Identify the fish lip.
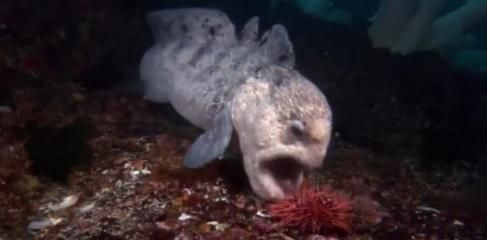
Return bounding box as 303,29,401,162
249,151,308,200
259,154,312,172
260,156,306,196
255,148,316,170
244,147,322,200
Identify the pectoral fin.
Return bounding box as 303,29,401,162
183,107,233,168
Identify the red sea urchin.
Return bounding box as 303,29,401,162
268,184,353,234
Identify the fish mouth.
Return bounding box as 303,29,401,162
260,155,307,196
245,152,310,200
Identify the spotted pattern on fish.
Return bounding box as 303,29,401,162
139,8,332,201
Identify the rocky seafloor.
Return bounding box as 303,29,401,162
0,84,486,240
1,0,487,239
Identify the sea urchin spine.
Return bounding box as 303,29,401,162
268,184,353,234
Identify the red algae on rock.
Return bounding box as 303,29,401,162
267,184,353,235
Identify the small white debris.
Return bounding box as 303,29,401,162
206,221,230,231
182,188,193,195
49,215,63,225
416,206,441,214
79,202,96,213
211,186,221,192
27,216,63,235
28,219,52,233
48,195,79,211
38,205,47,212
0,106,11,112
453,220,464,226
206,221,219,226
307,235,333,240
115,180,123,188
129,170,141,179
256,209,272,218
148,198,167,209
214,196,229,203
334,131,341,138
155,221,172,231
177,213,195,222
415,233,426,238
174,233,191,240
129,168,152,179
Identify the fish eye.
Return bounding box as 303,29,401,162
290,120,305,136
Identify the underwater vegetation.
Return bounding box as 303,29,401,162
0,0,486,239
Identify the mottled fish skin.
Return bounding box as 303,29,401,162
139,8,332,200
231,66,332,200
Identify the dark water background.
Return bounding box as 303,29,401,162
139,0,487,176
0,0,486,181
1,1,487,239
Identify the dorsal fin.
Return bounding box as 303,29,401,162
258,24,295,68
240,16,259,43
146,8,238,46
